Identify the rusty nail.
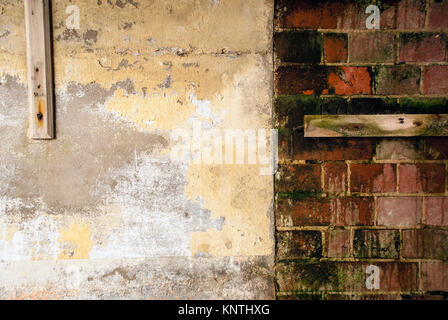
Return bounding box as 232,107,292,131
37,112,43,121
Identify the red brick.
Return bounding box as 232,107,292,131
376,139,423,161
354,229,401,259
276,198,331,227
350,164,397,193
275,66,372,96
398,163,445,193
421,262,448,292
276,230,322,259
276,164,321,193
291,135,375,161
274,31,322,63
424,138,448,160
276,0,427,31
375,65,421,95
402,229,448,259
275,197,374,227
380,3,398,29
326,229,351,258
399,33,446,63
328,67,372,95
278,129,290,161
324,162,347,193
424,66,448,95
330,197,375,226
274,0,348,29
395,0,427,29
376,262,419,292
377,197,422,227
275,65,328,96
350,32,396,63
428,0,448,29
276,261,418,292
426,197,448,226
324,33,348,63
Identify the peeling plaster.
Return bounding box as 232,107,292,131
0,0,274,299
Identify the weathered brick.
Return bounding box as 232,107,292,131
324,162,347,193
277,230,322,259
350,164,397,193
421,262,448,292
425,137,448,160
349,97,400,114
291,134,375,161
350,32,395,63
326,228,351,258
321,97,350,114
276,164,321,193
424,66,448,95
275,65,328,96
395,0,427,29
275,197,374,227
375,262,419,291
324,33,348,63
276,261,418,292
354,229,400,259
274,31,322,63
400,97,448,114
375,65,421,95
274,0,352,29
376,139,424,160
274,95,322,129
275,65,372,96
278,128,290,161
399,33,446,63
402,229,448,259
428,0,448,29
269,0,426,30
426,197,448,226
330,197,375,226
276,197,331,227
328,66,372,95
377,197,423,227
398,163,445,193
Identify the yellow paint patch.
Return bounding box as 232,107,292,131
58,221,93,260
105,88,195,131
5,226,19,242
188,164,273,257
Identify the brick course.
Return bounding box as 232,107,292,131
274,0,448,300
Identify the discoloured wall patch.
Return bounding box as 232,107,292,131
0,0,274,299
58,221,93,259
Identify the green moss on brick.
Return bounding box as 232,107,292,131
275,95,323,128
276,191,322,201
274,31,323,63
350,97,400,114
400,98,448,114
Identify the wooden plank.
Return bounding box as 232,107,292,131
24,0,54,139
304,114,448,137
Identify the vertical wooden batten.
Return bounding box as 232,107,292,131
24,0,54,139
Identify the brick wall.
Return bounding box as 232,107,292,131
274,0,448,300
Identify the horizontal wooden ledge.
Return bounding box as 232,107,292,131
304,114,448,137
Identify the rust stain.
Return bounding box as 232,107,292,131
36,98,45,128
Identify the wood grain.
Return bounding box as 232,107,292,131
305,114,448,137
24,0,54,139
